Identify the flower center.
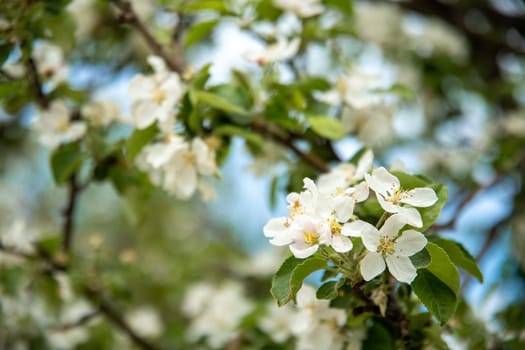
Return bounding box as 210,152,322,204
386,185,407,205
328,217,341,235
303,231,319,245
289,200,303,218
184,151,196,165
378,236,396,256
57,117,70,131
153,89,166,104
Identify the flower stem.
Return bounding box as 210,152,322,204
376,212,389,228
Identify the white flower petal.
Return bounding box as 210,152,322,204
365,167,399,197
401,187,438,207
352,181,369,202
331,235,353,253
357,224,380,252
379,214,407,239
385,255,417,283
376,193,400,213
397,207,423,228
290,243,318,259
263,217,293,246
360,252,385,281
395,230,427,257
333,196,354,222
354,150,373,180
341,220,376,238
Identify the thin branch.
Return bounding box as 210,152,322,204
250,119,330,172
83,286,166,350
49,310,101,332
62,173,82,254
110,0,184,74
26,57,50,109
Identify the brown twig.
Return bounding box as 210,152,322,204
62,173,81,254
49,310,101,331
83,286,166,350
110,0,184,74
27,57,50,109
251,119,330,172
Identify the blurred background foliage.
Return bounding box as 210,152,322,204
0,0,524,349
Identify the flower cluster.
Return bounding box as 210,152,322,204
264,153,438,283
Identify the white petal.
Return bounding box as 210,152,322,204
379,214,407,239
129,75,156,100
356,223,380,252
352,182,369,202
331,235,353,253
290,243,318,259
171,164,197,199
354,150,373,180
395,230,427,257
401,188,438,207
341,220,376,238
397,207,423,228
132,101,158,129
263,218,293,246
333,196,354,222
64,122,87,142
360,252,385,281
376,194,400,214
148,55,168,74
385,256,417,283
365,167,399,197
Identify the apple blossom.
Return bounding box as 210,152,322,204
125,306,164,338
31,100,87,149
245,37,300,65
129,55,184,132
273,0,325,18
32,41,68,83
365,167,438,227
356,214,427,283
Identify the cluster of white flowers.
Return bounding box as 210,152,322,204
182,281,254,349
273,0,325,18
32,41,69,84
245,37,301,65
128,55,219,199
125,306,164,338
264,153,438,283
31,100,86,149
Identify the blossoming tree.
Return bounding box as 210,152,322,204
0,0,524,349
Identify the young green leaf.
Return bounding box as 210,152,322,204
271,255,327,306
307,115,345,140
412,269,458,325
183,19,219,48
50,141,84,184
125,123,158,161
193,90,250,116
425,242,460,294
431,238,483,282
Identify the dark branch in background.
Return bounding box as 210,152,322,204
49,310,101,331
386,276,410,350
62,173,81,253
251,119,330,172
110,0,184,74
83,286,166,350
27,58,50,109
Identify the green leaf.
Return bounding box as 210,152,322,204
271,255,327,306
307,115,345,140
214,125,264,149
325,0,353,15
125,123,158,161
363,320,395,350
193,90,250,116
183,19,219,47
432,238,483,282
412,269,458,325
50,142,84,184
269,176,278,209
316,279,345,300
410,247,431,269
425,242,460,294
181,0,228,14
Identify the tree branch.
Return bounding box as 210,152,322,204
62,173,81,254
26,57,50,109
83,286,166,350
110,0,184,74
250,119,330,172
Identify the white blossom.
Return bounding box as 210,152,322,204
81,100,121,127
245,37,300,65
32,100,86,149
46,300,96,350
129,55,184,133
355,214,427,283
365,167,438,227
273,0,324,18
32,41,68,83
126,307,164,338
183,281,254,349
258,302,297,343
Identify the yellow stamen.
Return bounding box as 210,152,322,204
378,237,396,256
304,231,319,245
